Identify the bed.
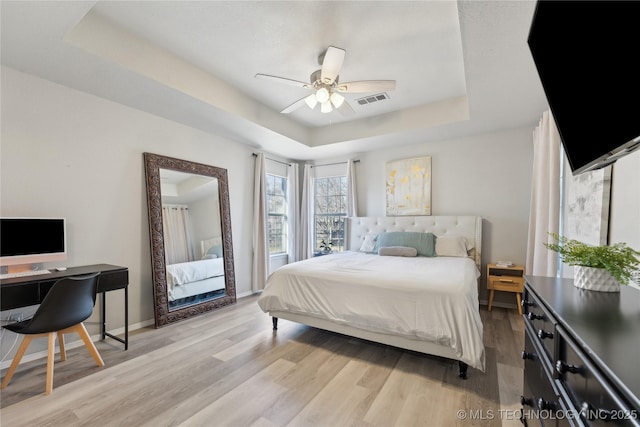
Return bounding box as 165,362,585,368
257,215,485,378
166,257,226,302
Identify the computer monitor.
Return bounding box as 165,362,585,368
0,218,67,268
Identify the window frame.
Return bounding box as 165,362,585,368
313,175,348,253
266,173,288,255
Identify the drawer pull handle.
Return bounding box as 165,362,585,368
498,278,514,283
521,351,537,361
527,312,544,321
537,398,556,411
537,329,553,340
580,402,613,421
556,360,583,375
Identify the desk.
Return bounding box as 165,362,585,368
0,264,129,350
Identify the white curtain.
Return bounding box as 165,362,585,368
252,153,269,291
346,159,359,217
162,206,195,264
287,162,300,263
299,164,315,260
526,110,561,276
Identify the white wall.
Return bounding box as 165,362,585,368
190,194,222,258
608,149,640,289
354,127,534,304
609,149,640,250
0,67,256,359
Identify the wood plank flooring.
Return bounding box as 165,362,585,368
0,294,525,426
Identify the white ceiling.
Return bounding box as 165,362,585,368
160,169,219,205
0,0,549,161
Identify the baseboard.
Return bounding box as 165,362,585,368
237,290,260,298
0,319,155,370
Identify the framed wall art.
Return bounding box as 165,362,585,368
385,156,432,216
564,165,612,246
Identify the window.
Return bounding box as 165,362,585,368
314,176,347,252
266,174,287,254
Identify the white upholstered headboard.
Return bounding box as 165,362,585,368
347,216,482,269
200,236,223,259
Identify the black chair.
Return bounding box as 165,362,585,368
1,272,104,395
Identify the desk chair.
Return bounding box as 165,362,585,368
1,272,104,395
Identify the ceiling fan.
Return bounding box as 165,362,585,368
255,46,396,115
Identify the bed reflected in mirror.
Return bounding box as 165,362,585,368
160,169,226,311
144,153,236,327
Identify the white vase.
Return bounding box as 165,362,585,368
574,266,621,292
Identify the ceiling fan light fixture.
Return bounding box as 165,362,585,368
330,92,345,108
257,46,395,116
315,87,330,104
304,93,318,109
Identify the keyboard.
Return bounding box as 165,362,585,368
0,269,51,280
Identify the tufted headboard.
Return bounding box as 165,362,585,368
347,216,482,269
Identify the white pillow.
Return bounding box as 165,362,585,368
435,236,471,257
359,234,376,253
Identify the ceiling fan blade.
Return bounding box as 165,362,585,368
320,46,345,85
336,99,355,116
280,97,309,114
335,80,396,93
255,74,312,89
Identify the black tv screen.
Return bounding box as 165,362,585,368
0,218,67,266
527,1,640,175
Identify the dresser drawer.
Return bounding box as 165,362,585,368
523,288,557,363
96,269,129,292
487,266,525,291
556,326,639,426
524,324,560,408
488,275,525,292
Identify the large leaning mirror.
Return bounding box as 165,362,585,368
144,152,236,327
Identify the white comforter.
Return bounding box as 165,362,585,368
257,251,485,371
166,258,225,288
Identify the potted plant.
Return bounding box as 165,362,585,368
319,239,333,253
545,233,640,292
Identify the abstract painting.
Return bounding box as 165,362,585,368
565,165,612,246
385,156,432,216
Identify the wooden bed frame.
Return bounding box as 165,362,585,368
269,215,483,379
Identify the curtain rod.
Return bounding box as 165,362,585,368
252,153,360,168
252,153,291,167
311,159,360,168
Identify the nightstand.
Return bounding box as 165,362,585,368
487,264,525,315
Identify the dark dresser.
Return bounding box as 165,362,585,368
521,276,640,426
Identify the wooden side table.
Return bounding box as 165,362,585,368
487,264,525,315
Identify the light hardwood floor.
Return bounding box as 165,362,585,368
0,295,524,426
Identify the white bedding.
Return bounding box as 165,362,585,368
257,251,485,371
168,275,226,301
166,258,225,287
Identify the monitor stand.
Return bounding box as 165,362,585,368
0,263,45,274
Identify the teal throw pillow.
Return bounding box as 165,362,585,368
374,232,437,257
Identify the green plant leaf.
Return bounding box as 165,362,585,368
544,233,640,284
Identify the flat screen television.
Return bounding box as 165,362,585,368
0,218,67,267
527,1,640,175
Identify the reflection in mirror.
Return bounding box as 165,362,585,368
161,170,226,310
144,153,236,327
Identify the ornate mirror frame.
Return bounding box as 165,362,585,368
144,152,236,327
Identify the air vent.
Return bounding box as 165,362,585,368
356,93,390,106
